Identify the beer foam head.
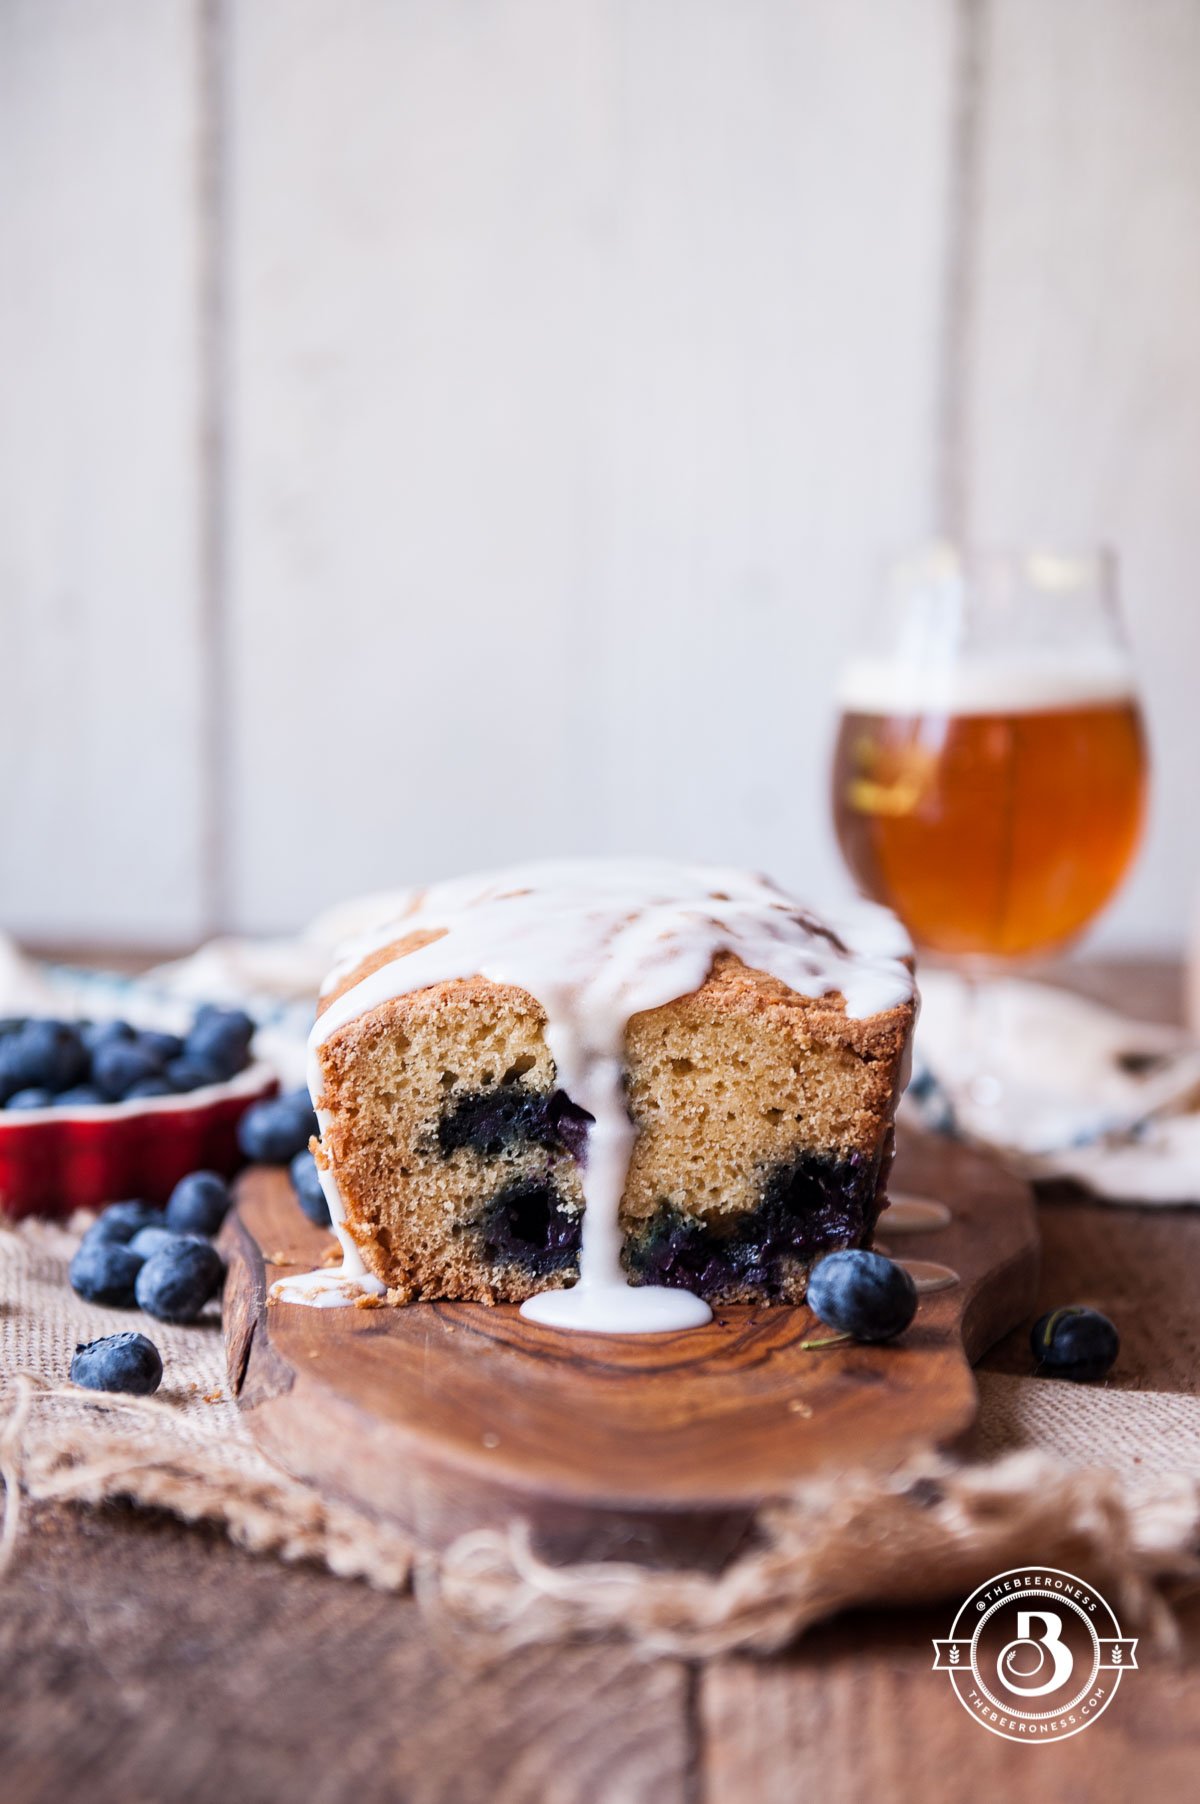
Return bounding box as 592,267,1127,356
837,650,1137,716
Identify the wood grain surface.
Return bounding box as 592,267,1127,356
220,1131,1036,1561
699,1599,1200,1804
4,960,1196,1804
0,1503,693,1804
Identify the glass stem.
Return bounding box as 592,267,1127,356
961,969,1004,1110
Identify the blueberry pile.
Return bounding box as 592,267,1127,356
70,1170,231,1335
58,1051,336,1392
0,1006,255,1109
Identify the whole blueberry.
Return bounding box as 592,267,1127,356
184,1009,254,1081
238,1090,318,1165
289,1150,331,1226
55,1084,107,1107
124,1076,174,1100
69,1239,144,1307
194,1002,254,1035
92,1041,166,1102
1030,1306,1119,1382
137,1029,184,1065
135,1239,225,1323
71,1331,163,1396
82,1019,137,1056
165,1055,226,1094
807,1249,918,1343
5,1087,55,1110
128,1224,185,1261
42,1019,89,1088
83,1199,163,1245
0,1019,88,1097
165,1170,232,1237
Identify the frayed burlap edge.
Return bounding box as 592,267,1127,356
430,1453,1200,1658
0,1374,414,1590
4,1373,1199,1660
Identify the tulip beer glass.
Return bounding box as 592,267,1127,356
832,547,1147,968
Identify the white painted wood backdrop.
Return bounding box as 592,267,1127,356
2,0,1197,950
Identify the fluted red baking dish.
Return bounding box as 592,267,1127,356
0,1063,277,1221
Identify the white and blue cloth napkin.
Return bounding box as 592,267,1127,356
905,969,1200,1203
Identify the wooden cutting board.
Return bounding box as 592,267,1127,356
220,1130,1037,1566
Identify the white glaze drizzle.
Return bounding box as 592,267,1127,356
270,860,914,1332
269,1266,385,1308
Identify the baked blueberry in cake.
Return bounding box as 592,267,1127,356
294,861,916,1330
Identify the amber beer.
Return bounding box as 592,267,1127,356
832,663,1147,959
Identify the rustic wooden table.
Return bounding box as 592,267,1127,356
3,961,1198,1804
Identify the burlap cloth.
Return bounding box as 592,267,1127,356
4,1214,1199,1659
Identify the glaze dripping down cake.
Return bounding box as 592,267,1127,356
300,861,916,1329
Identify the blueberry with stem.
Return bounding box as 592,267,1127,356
1030,1306,1119,1382
804,1248,918,1345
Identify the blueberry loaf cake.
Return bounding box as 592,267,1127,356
296,862,916,1330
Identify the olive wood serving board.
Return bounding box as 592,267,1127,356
220,1130,1037,1566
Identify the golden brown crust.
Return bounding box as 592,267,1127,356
318,927,448,1013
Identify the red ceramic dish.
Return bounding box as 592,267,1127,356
0,1063,278,1221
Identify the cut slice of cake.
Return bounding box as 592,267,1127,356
301,861,916,1327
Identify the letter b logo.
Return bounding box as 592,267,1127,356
997,1610,1074,1697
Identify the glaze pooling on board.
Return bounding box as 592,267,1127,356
270,860,915,1332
